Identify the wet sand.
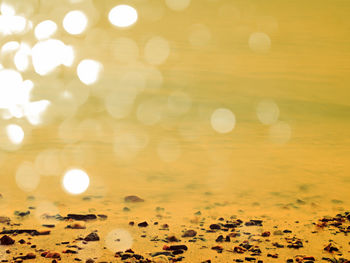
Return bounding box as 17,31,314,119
0,190,349,262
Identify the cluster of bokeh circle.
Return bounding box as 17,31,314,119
0,0,290,254
0,0,291,194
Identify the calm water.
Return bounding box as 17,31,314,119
0,0,349,213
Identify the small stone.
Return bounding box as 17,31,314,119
124,195,144,203
65,214,97,221
84,232,100,242
168,245,188,251
211,245,223,253
233,246,246,254
66,223,86,229
41,251,61,259
324,243,339,253
42,224,55,228
25,253,36,259
97,214,107,220
215,235,224,242
267,253,278,258
245,220,263,226
0,235,15,245
303,256,315,261
262,231,270,237
138,221,148,227
209,224,221,230
166,235,179,242
182,230,197,237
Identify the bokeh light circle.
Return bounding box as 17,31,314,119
6,124,24,144
248,32,271,53
144,36,170,65
63,10,88,35
62,169,90,194
269,121,292,144
108,5,138,28
35,20,57,40
256,99,279,125
16,161,40,192
210,108,236,133
77,59,102,85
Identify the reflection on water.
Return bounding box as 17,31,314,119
0,0,349,214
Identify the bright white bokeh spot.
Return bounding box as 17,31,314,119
269,121,291,144
16,161,40,192
6,124,24,144
0,12,28,35
165,0,191,11
108,5,138,28
256,99,279,125
0,69,23,109
63,10,88,35
77,59,102,85
211,108,236,133
248,32,271,53
14,50,29,71
32,39,75,75
0,2,15,15
62,169,90,194
106,229,133,252
0,68,51,125
34,20,57,40
144,36,170,65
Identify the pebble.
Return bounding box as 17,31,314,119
138,221,148,227
84,232,100,242
209,224,221,230
0,235,15,245
66,223,86,229
65,214,97,221
124,195,144,203
182,230,197,237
